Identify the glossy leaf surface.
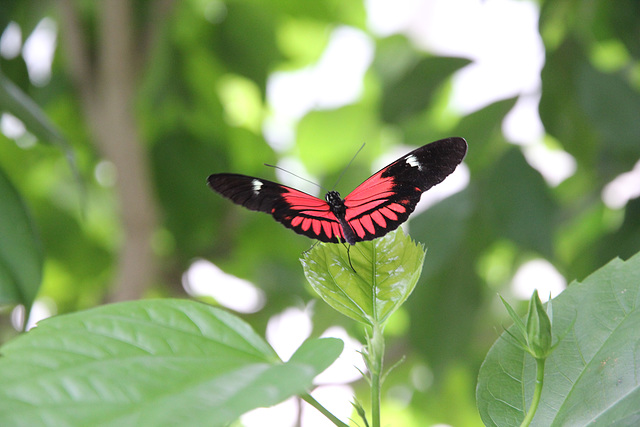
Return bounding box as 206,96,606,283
477,251,640,426
301,228,426,326
0,299,343,427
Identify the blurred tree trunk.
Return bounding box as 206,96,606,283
59,0,170,301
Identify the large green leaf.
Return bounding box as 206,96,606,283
477,251,640,426
577,65,640,177
0,166,42,308
539,37,599,167
410,189,473,276
379,55,471,124
212,2,281,91
301,228,426,325
480,147,558,258
604,0,640,58
0,299,343,427
450,97,517,172
407,189,485,376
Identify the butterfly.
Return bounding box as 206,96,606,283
208,137,467,245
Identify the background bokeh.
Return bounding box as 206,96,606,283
1,0,639,425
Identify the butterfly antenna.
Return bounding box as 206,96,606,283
264,163,329,193
331,142,366,191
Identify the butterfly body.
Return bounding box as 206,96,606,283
324,190,357,244
208,137,467,245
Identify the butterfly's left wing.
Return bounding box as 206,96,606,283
207,173,345,243
343,137,467,242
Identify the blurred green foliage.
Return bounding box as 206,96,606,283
1,0,639,425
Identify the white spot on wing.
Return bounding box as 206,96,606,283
251,179,263,195
405,155,422,170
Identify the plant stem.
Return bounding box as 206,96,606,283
301,393,350,427
520,357,546,427
369,321,385,427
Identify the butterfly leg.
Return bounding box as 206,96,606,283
344,244,357,273
303,241,320,255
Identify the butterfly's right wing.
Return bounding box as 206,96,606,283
207,173,345,243
342,137,467,241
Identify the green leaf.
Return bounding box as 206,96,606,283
499,295,528,344
409,188,472,275
480,147,558,258
300,228,426,326
378,55,471,124
477,251,640,426
0,166,42,309
606,0,640,58
539,38,599,167
212,2,281,92
450,97,517,172
0,71,64,145
289,334,344,371
0,72,78,190
577,65,640,175
0,299,343,427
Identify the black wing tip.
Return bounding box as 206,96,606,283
207,173,245,190
453,137,468,158
453,136,468,147
441,136,468,151
434,137,468,161
206,173,221,190
207,173,233,181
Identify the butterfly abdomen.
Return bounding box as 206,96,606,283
324,191,358,245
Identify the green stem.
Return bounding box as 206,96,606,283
520,357,546,427
301,393,350,427
21,303,32,333
369,321,385,427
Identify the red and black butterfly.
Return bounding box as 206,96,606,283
207,137,467,245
